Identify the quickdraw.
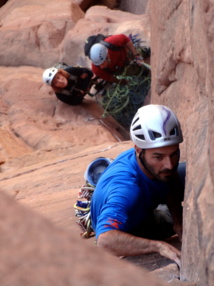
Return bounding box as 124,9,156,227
74,183,95,238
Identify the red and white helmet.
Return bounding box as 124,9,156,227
130,104,183,149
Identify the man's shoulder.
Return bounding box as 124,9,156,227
106,148,137,177
105,34,129,45
115,148,135,161
105,34,128,40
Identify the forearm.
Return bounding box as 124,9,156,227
125,41,139,57
97,230,159,257
92,65,116,83
97,230,181,267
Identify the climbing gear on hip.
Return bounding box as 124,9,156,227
74,157,114,238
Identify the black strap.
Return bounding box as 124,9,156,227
68,74,78,81
100,40,122,52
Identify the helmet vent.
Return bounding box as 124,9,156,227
132,124,141,132
135,134,145,141
170,126,178,136
148,130,162,141
132,117,139,126
130,105,183,148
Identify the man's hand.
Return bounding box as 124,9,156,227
97,230,181,268
134,55,144,66
158,241,181,268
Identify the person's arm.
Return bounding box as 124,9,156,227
97,229,181,267
125,40,140,57
80,68,94,79
55,91,84,105
92,64,127,84
65,66,90,78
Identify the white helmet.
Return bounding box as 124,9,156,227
130,104,183,149
90,43,108,66
42,67,58,86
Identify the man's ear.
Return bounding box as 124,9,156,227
134,145,142,156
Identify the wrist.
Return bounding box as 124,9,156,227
151,240,163,253
134,53,144,61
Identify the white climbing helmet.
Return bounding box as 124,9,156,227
130,104,183,149
89,43,108,66
42,67,58,86
84,157,113,186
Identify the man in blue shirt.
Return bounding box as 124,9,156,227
91,104,185,267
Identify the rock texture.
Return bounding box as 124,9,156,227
119,0,149,14
150,1,214,285
0,0,213,285
0,2,150,68
0,1,166,286
75,0,120,12
0,190,167,286
0,0,84,67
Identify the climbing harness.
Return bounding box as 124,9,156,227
74,157,113,238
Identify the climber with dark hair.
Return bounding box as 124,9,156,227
91,104,185,267
42,66,94,105
89,34,150,84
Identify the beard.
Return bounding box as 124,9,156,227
139,151,179,182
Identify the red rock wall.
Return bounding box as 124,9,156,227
149,0,214,285
0,0,213,284
0,190,167,286
119,0,148,14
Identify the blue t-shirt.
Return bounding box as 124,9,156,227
91,148,173,239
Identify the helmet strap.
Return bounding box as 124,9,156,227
138,150,155,178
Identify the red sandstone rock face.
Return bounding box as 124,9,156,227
0,2,165,285
0,2,150,68
0,0,84,67
0,0,213,285
120,0,148,14
0,191,167,286
75,0,120,11
150,1,214,285
0,67,119,158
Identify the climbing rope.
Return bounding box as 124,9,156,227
92,33,151,129
97,59,151,128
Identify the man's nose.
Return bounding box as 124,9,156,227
163,157,173,169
